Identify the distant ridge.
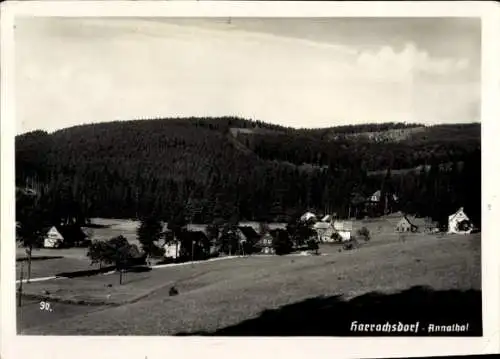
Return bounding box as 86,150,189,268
16,116,480,222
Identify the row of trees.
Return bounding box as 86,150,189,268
133,214,323,265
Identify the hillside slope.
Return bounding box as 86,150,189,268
15,118,481,223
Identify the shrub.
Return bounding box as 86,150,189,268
330,231,342,242
357,227,371,241
272,229,293,255
342,238,359,251
169,286,179,296
307,238,319,254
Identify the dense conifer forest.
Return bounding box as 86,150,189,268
15,117,481,227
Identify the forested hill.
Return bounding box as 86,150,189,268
16,117,481,225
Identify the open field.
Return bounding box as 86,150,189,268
17,232,481,335
85,218,141,246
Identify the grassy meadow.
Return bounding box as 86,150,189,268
16,223,481,335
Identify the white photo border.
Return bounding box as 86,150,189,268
1,1,499,358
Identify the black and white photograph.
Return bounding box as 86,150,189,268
2,1,500,358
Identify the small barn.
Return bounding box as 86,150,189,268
395,216,418,233
448,207,473,234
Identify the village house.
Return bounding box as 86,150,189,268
313,221,335,242
44,225,87,248
333,220,353,242
395,216,418,233
160,223,178,259
369,190,382,203
448,207,473,234
161,223,211,260
259,231,275,254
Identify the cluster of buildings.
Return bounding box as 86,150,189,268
34,207,475,254
161,221,289,258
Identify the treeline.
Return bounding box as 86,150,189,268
15,117,481,226
324,122,423,135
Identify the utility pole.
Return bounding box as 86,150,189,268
18,261,24,307
190,214,195,266
191,238,195,265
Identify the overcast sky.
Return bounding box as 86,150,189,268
15,17,480,134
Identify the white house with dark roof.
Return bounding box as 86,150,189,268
448,207,473,234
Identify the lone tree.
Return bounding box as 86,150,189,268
87,240,108,270
307,238,320,255
294,221,316,248
16,196,48,283
137,216,163,265
87,236,142,285
219,227,239,256
272,229,293,255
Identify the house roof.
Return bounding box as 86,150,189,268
333,221,353,231
268,222,287,231
300,212,317,221
448,207,469,222
237,226,260,241
396,217,417,228
313,222,330,230
238,221,261,233
372,190,381,198
186,224,209,236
